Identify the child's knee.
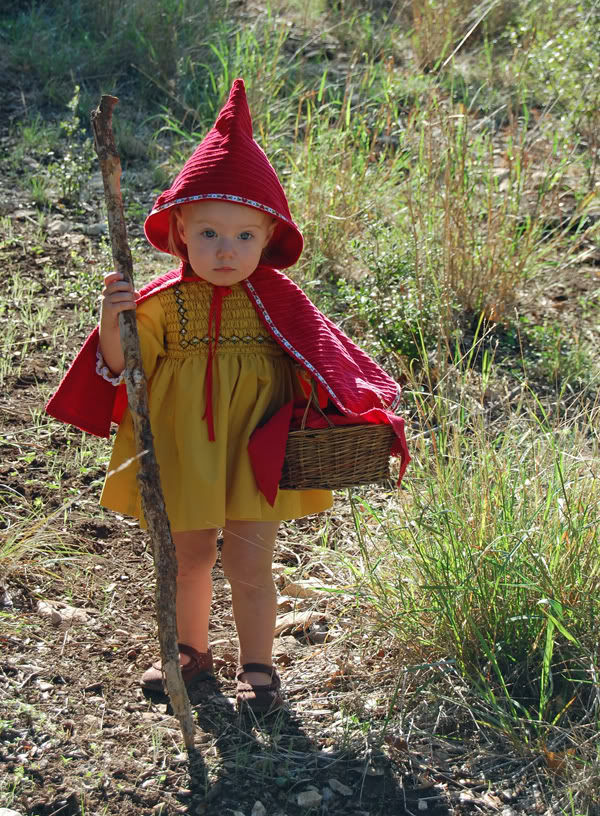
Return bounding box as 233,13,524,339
222,551,274,592
174,531,218,579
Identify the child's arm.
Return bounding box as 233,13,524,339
99,271,139,375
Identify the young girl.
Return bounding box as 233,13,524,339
47,79,409,714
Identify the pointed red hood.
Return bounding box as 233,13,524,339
144,79,303,269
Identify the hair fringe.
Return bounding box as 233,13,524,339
167,208,188,262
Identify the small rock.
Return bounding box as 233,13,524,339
36,600,88,627
251,803,267,816
0,809,24,816
82,222,107,236
47,218,70,235
38,681,54,692
418,800,428,811
328,778,352,796
297,790,322,808
153,805,167,815
232,812,245,816
83,715,102,730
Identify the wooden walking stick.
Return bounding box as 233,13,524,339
91,95,196,752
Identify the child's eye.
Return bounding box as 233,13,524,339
239,232,253,240
202,229,217,238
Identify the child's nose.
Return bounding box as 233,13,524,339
217,238,234,257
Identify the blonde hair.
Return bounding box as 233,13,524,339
167,207,189,262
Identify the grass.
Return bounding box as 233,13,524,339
1,0,600,812
318,369,600,805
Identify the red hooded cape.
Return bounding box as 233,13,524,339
46,264,409,502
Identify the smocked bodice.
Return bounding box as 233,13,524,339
158,281,281,358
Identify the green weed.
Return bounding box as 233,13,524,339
48,87,95,203
333,392,600,743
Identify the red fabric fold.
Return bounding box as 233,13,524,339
289,403,357,430
247,401,294,506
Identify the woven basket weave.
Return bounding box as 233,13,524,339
279,391,395,490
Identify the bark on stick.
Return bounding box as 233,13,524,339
91,95,195,753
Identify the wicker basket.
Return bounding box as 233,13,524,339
279,392,395,490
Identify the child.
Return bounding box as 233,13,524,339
47,79,409,714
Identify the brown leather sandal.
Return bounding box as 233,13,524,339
140,643,214,693
235,663,284,714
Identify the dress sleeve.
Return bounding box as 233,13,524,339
136,294,167,379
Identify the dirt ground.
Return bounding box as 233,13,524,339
2,79,599,816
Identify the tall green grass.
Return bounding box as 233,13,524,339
333,378,600,765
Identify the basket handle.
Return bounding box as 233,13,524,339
300,381,335,430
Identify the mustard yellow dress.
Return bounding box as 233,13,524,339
100,280,333,531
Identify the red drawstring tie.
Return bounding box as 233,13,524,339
203,285,232,441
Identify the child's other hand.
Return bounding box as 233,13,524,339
100,272,140,329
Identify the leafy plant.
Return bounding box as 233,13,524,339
48,86,95,203
334,232,442,368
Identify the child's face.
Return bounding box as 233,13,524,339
176,200,275,285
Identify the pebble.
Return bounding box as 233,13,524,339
141,778,157,789
251,803,267,816
82,222,107,236
297,790,322,808
328,778,352,796
0,810,23,816
83,715,102,730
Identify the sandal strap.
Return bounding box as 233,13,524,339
236,662,275,680
151,643,212,672
178,643,210,664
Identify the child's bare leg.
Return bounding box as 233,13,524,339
221,520,279,685
173,529,218,659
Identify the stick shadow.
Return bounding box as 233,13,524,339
158,680,452,816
